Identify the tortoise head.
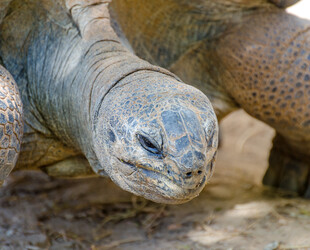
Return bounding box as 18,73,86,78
93,72,218,204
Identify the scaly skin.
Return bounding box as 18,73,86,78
111,0,310,197
0,65,23,183
209,9,310,197
0,0,218,203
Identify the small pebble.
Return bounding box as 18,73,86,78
6,229,14,237
264,241,279,250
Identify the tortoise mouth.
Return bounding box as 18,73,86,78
115,158,207,203
118,158,171,178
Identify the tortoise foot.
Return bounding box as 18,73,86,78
263,135,310,198
41,156,97,178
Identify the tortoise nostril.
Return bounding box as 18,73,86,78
185,172,192,178
185,170,203,179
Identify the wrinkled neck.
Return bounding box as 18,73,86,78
25,19,178,166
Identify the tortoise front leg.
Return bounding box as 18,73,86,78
211,8,310,197
0,65,23,185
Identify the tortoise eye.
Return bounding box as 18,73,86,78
137,134,161,154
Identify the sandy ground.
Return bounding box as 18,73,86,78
1,110,310,250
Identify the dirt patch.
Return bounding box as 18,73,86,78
1,110,310,250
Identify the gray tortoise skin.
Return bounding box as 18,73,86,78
110,0,310,197
0,0,218,204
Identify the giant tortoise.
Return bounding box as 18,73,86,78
0,0,219,204
0,0,309,202
110,0,310,197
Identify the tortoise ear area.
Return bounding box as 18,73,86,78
206,129,218,149
203,119,219,150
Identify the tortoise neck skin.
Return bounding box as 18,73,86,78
0,0,177,160
20,0,181,165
